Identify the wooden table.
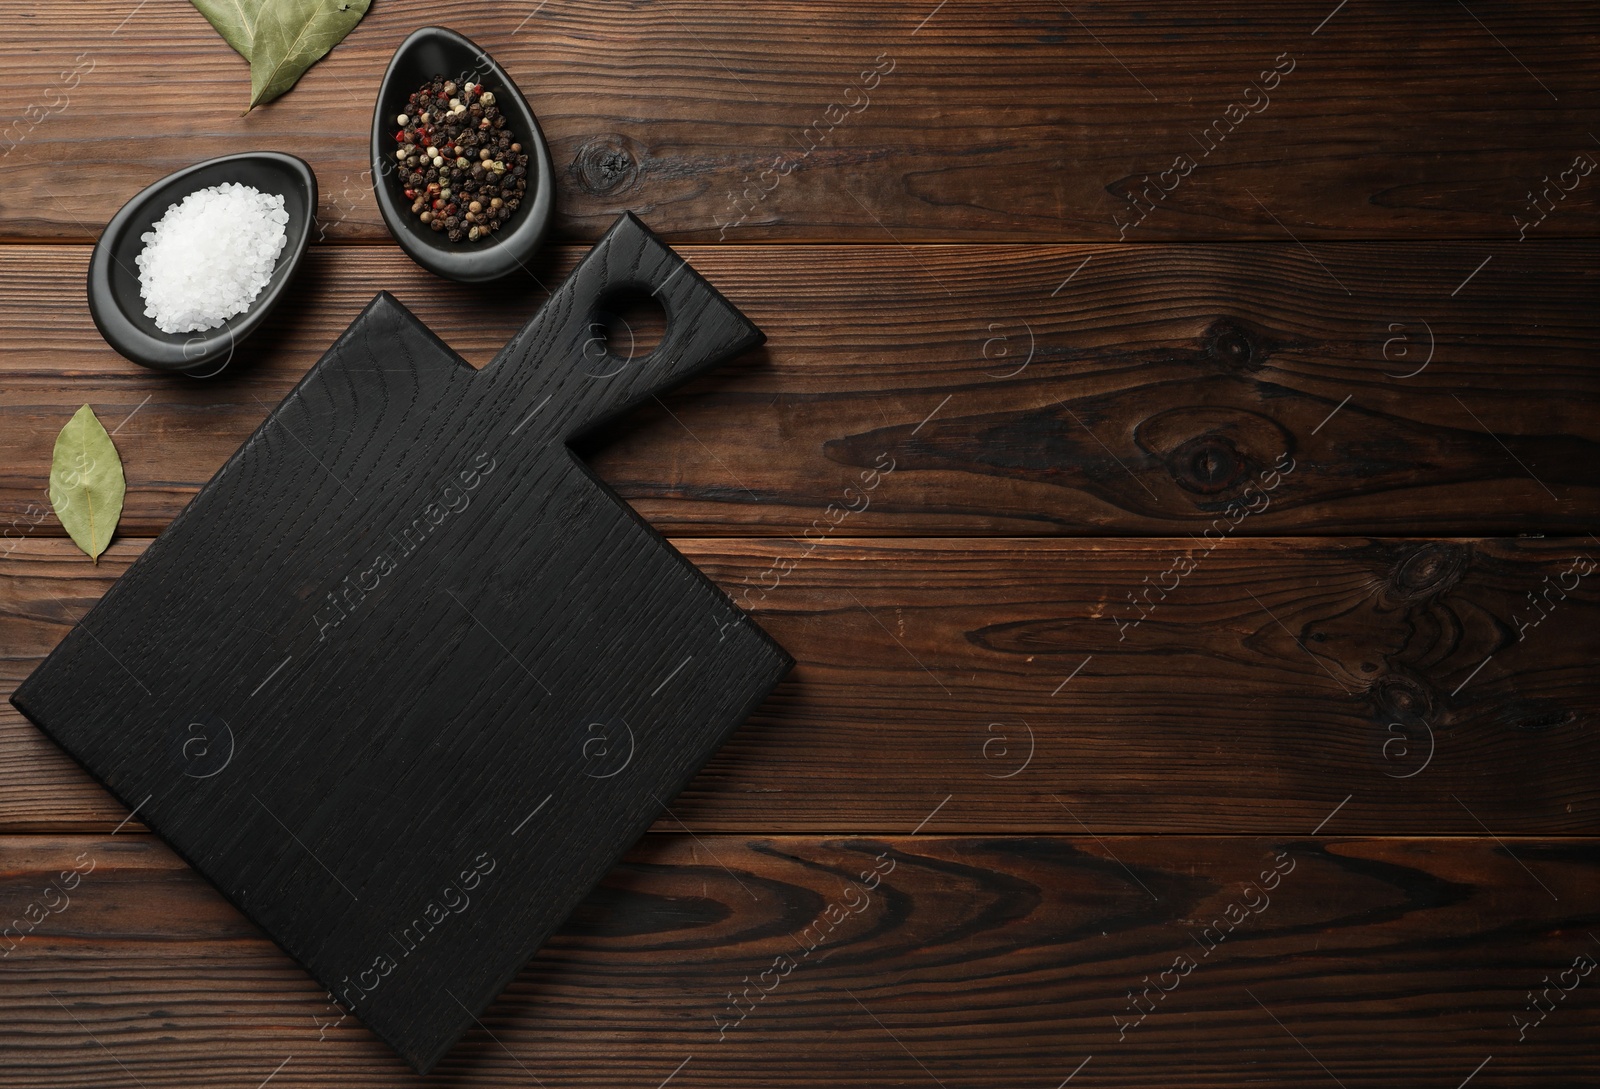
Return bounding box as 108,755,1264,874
2,3,1597,1086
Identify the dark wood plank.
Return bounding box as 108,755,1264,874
1,833,1593,1087
1,2,1595,242
5,537,1596,836
3,242,1596,539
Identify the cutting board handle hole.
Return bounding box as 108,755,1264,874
582,289,669,377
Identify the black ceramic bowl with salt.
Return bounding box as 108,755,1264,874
87,152,317,376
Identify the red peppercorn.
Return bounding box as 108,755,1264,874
420,135,431,146
404,188,416,199
432,198,444,210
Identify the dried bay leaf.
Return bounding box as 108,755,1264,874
189,0,261,61
187,0,370,110
49,405,126,564
247,0,372,111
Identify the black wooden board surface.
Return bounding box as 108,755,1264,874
10,213,792,1073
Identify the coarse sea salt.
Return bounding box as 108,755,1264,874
135,182,289,334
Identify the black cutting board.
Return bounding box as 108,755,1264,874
12,212,792,1073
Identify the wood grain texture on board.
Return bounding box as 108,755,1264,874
2,242,1596,538
1,833,1595,1088
5,536,1596,836
0,2,1595,242
9,215,792,1073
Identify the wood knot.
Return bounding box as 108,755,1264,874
1166,435,1247,495
571,134,641,196
1390,543,1470,602
1368,673,1434,724
1202,319,1264,371
1501,698,1573,732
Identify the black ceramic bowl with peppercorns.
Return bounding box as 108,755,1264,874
370,26,554,283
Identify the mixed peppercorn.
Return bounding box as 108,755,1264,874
392,76,531,243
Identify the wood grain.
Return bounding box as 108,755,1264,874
1,833,1594,1087
3,242,1596,539
0,2,1595,242
5,536,1596,837
4,1,1598,1084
